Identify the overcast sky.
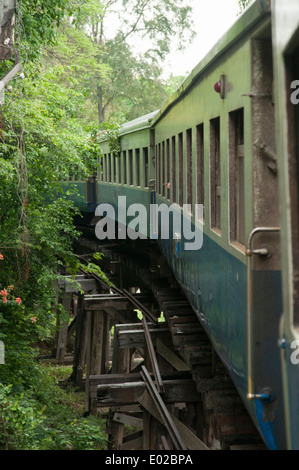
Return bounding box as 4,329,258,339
163,0,241,77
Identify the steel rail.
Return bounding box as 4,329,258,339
79,265,158,325
140,365,187,451
142,316,165,393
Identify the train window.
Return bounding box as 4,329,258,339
210,117,221,232
196,124,204,221
117,153,121,184
186,128,192,212
108,153,111,183
113,154,117,183
128,150,133,185
123,151,127,184
178,132,183,207
162,141,165,197
144,147,149,187
229,108,245,245
172,136,177,203
103,154,107,182
136,149,140,186
156,143,161,195
166,139,170,200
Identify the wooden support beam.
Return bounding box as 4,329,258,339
71,295,87,385
156,339,189,372
84,294,154,311
112,412,143,429
117,327,170,349
96,378,201,406
85,310,92,414
121,431,143,450
56,292,72,362
138,390,209,451
58,275,98,293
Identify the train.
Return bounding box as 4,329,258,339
66,0,299,450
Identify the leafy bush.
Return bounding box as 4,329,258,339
0,365,108,450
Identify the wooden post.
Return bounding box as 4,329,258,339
56,292,72,362
71,295,87,385
85,310,92,415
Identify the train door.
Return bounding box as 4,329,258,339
272,0,299,450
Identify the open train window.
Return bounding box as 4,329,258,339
210,117,221,232
196,124,204,221
136,149,140,187
162,141,166,197
128,150,133,185
117,152,121,184
143,147,149,187
113,154,117,183
156,143,161,195
123,151,127,185
166,139,170,201
103,154,107,182
178,132,183,207
108,153,111,183
186,128,192,212
172,136,176,203
229,108,245,246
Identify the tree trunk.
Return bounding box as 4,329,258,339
97,85,105,124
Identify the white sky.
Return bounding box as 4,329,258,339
163,0,241,77
105,0,244,78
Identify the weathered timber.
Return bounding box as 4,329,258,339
113,412,143,429
71,295,87,384
58,276,98,293
156,339,189,372
138,390,209,451
56,292,72,362
96,379,201,406
84,310,92,414
121,431,143,450
117,328,170,349
84,293,153,311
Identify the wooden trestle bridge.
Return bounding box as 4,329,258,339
51,223,267,451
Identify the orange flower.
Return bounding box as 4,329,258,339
15,297,22,304
0,253,3,260
31,317,37,323
1,289,8,297
2,297,7,304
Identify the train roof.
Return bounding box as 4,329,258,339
151,0,271,126
118,110,159,136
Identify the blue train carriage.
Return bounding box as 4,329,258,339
272,0,299,450
97,0,287,449
97,111,158,239
150,0,284,450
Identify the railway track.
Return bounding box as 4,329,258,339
75,229,268,450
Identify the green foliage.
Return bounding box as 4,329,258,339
99,121,121,154
0,365,108,450
17,0,71,60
